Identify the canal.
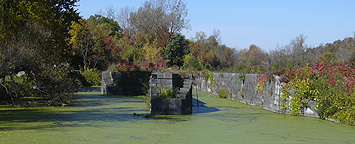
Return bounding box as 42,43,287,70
1,91,355,143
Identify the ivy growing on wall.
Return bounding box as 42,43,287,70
285,61,355,125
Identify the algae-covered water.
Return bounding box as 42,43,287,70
1,91,355,144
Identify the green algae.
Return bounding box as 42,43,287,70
1,91,355,144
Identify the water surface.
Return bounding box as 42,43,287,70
0,91,354,144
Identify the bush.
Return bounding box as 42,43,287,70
111,59,167,72
285,61,355,125
156,86,179,99
82,68,101,86
218,88,229,99
256,74,266,100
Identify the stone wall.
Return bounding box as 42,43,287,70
150,73,193,115
195,73,319,117
101,71,319,117
101,71,151,95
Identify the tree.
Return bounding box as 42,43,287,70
268,34,307,72
0,21,79,105
88,14,122,37
290,34,307,66
142,40,162,61
117,6,134,31
129,0,190,38
0,0,80,63
68,19,109,71
217,45,236,68
0,0,81,105
184,31,227,70
163,33,189,66
212,28,222,44
270,45,292,71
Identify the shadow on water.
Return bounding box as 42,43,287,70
0,94,151,131
192,98,220,114
0,108,143,131
0,92,257,131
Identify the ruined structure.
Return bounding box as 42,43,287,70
149,73,193,115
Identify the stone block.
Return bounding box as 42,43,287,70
177,93,186,98
161,79,173,84
152,73,163,79
150,79,161,84
150,97,170,114
179,88,190,93
169,98,182,113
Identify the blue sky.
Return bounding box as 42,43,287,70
77,0,355,51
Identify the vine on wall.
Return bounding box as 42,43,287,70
256,74,266,100
285,61,355,125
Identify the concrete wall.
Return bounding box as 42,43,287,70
195,73,319,117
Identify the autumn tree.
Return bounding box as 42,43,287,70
68,19,110,71
142,40,162,61
129,0,190,39
183,31,232,70
269,45,292,71
217,45,236,68
268,34,308,72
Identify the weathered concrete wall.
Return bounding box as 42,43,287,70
262,76,283,113
150,73,193,115
195,73,319,117
101,71,151,95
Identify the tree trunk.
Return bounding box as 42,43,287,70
83,46,87,72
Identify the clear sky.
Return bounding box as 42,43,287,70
77,0,355,51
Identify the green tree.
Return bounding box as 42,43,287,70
88,14,122,37
68,19,110,71
0,0,81,105
1,0,80,60
163,33,189,66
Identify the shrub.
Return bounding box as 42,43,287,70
114,60,139,72
110,58,167,72
201,71,214,88
280,85,290,113
218,88,229,99
285,61,355,125
256,74,266,100
82,68,101,86
156,86,179,99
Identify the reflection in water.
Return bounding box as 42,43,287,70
0,91,355,144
